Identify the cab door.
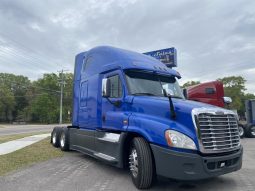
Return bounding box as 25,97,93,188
101,71,127,131
78,80,88,127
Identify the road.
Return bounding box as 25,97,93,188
0,138,254,191
0,124,67,136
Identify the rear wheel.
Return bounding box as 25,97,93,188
129,137,154,189
51,127,61,147
60,128,70,151
238,124,245,138
246,125,255,138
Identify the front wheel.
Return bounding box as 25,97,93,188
129,137,155,189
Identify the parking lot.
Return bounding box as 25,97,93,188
0,138,254,191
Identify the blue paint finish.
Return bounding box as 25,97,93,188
127,96,216,149
100,69,130,132
72,46,218,152
73,46,181,127
72,52,85,126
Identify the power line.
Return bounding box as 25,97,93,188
0,31,61,69
0,47,53,71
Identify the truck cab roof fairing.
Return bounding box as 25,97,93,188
75,46,181,79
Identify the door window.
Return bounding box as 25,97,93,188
108,75,123,98
205,88,215,94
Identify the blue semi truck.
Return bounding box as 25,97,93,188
51,46,243,189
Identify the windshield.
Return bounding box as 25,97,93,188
125,70,184,99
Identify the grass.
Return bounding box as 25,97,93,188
0,132,50,144
0,137,63,176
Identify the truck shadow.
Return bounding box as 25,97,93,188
76,152,237,191
151,176,236,191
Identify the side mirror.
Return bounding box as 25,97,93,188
223,97,232,104
102,78,111,97
183,88,188,99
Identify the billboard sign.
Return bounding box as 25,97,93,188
143,47,177,68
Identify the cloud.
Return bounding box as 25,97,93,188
0,0,254,93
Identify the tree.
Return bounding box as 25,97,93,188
27,73,73,123
62,73,73,122
28,73,60,123
0,73,31,122
218,76,248,116
0,84,15,122
30,94,59,123
0,72,73,123
182,81,200,88
218,76,246,91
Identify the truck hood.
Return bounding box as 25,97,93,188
129,96,225,147
131,96,218,119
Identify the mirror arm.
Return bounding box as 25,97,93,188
105,97,122,108
113,100,122,107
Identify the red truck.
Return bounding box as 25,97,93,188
185,81,226,107
184,81,255,138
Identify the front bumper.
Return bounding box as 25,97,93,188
151,144,243,180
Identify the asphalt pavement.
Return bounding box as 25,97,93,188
0,138,254,191
0,124,65,136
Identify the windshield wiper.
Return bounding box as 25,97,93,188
156,76,177,119
163,89,176,119
131,92,157,96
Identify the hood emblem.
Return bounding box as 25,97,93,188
215,111,224,115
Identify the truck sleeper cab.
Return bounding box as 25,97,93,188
51,46,243,189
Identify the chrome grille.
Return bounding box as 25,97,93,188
193,110,240,153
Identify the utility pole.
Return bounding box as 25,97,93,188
58,69,68,124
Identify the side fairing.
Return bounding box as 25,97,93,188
72,52,85,126
78,74,99,129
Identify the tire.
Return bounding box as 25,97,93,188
59,128,70,151
246,125,255,138
238,124,245,139
129,137,154,189
51,127,61,147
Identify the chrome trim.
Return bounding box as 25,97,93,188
94,152,116,161
223,96,232,104
98,133,120,143
102,78,108,97
192,107,241,154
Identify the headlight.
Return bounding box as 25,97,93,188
165,130,197,150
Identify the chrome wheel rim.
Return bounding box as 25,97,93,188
60,133,65,148
251,126,255,136
52,132,56,144
129,148,138,178
239,126,244,137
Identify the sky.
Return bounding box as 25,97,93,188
0,0,254,94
